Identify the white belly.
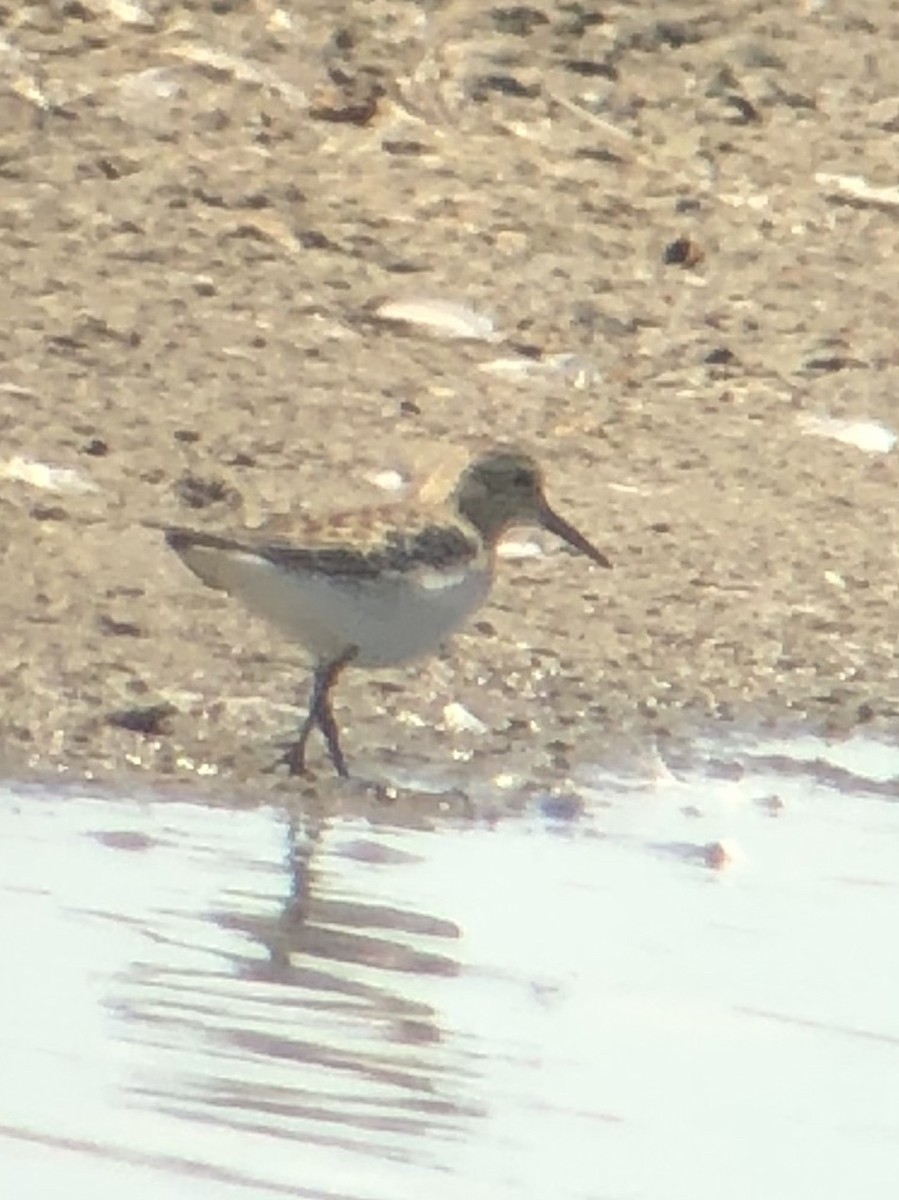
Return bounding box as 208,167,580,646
195,547,493,668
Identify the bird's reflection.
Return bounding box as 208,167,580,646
127,798,481,1152
259,803,462,981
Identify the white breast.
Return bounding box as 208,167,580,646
195,547,493,668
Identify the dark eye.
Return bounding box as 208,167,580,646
512,469,532,487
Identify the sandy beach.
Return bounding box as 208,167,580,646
2,0,898,797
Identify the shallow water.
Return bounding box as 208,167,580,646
2,734,899,1199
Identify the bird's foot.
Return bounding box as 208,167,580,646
264,739,350,780
263,742,309,777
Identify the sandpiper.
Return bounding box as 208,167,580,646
165,448,610,778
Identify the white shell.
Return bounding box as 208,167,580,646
442,702,489,735
377,299,498,342
797,414,896,454
0,456,98,494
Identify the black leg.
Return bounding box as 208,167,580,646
284,648,357,778
313,682,349,777
281,704,319,777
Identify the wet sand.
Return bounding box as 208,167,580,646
2,1,899,796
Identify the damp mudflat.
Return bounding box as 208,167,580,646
2,732,898,1200
4,2,899,780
